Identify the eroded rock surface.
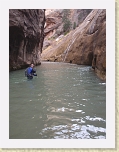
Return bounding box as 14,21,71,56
9,9,45,70
41,9,106,80
43,9,92,50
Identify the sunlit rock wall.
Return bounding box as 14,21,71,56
42,9,106,80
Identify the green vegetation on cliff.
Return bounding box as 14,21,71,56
62,9,72,34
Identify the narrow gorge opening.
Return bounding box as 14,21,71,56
9,9,106,80
9,9,107,140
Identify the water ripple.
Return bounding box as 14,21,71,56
9,62,106,139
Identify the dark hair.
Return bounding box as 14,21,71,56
29,63,34,67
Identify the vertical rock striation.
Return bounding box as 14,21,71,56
9,9,45,70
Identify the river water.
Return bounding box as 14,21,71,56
9,62,106,139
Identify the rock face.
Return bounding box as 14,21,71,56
9,9,45,70
43,9,92,50
44,9,63,39
41,9,106,80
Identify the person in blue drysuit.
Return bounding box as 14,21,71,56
25,63,37,79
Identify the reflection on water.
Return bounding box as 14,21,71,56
9,62,106,139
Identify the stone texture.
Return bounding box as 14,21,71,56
41,9,106,80
44,9,63,39
42,9,92,51
44,9,92,37
9,9,45,71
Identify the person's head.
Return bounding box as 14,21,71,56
30,63,34,68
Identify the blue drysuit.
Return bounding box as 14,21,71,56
26,67,37,79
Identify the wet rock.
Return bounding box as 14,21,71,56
9,9,45,71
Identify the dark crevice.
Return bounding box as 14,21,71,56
9,26,24,62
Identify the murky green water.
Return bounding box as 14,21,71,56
9,62,106,139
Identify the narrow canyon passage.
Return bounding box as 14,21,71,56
9,9,106,139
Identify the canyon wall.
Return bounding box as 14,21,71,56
9,9,45,70
42,9,106,80
43,9,92,50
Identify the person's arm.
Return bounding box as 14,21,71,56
32,68,37,76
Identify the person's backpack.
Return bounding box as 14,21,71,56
25,68,28,77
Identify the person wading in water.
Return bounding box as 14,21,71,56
25,63,37,79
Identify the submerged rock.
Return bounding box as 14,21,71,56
41,9,106,80
9,9,45,71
